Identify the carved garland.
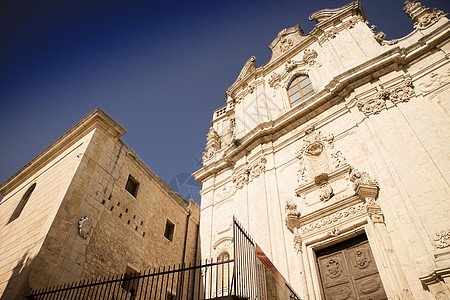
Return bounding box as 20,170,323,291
356,78,415,117
299,202,367,234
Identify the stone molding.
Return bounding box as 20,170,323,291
299,202,366,235
356,77,415,117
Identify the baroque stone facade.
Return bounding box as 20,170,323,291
0,109,200,299
194,1,450,299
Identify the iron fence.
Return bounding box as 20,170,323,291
28,259,234,300
29,217,301,299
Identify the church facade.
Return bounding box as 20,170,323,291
194,1,450,299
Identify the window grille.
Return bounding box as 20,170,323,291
164,219,175,241
125,175,139,198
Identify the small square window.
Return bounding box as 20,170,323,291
164,220,175,241
125,175,139,198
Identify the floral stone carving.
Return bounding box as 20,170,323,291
78,216,93,239
433,230,450,249
356,78,415,117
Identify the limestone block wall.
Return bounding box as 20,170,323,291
28,125,200,291
0,130,94,299
0,109,200,299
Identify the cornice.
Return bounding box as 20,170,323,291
0,108,127,197
193,23,450,183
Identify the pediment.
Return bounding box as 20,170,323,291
267,25,307,64
225,56,257,97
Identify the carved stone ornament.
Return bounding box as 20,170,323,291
215,183,236,201
390,77,415,103
268,72,282,88
326,259,342,277
315,173,334,202
285,59,297,72
78,216,93,239
233,171,249,190
233,156,267,190
293,232,303,254
433,230,450,249
247,82,256,94
285,202,301,232
324,28,338,39
250,157,267,179
278,28,294,52
303,49,321,67
403,1,447,30
349,167,379,195
327,227,341,237
417,70,450,93
203,127,221,164
299,202,366,234
342,16,364,29
349,167,384,223
213,239,233,258
296,130,347,184
355,250,370,269
356,91,388,116
356,78,415,117
368,23,399,46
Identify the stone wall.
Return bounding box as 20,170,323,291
0,109,200,299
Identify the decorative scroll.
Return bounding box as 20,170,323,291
356,78,415,117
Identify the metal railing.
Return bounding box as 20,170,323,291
28,259,234,300
29,217,301,299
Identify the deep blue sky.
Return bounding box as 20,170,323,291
1,0,448,202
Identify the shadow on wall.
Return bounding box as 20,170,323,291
0,251,35,300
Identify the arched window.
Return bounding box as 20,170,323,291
216,252,231,297
287,75,314,106
7,183,36,224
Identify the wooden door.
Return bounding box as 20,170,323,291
316,235,387,300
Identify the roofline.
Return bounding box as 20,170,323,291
0,108,127,196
